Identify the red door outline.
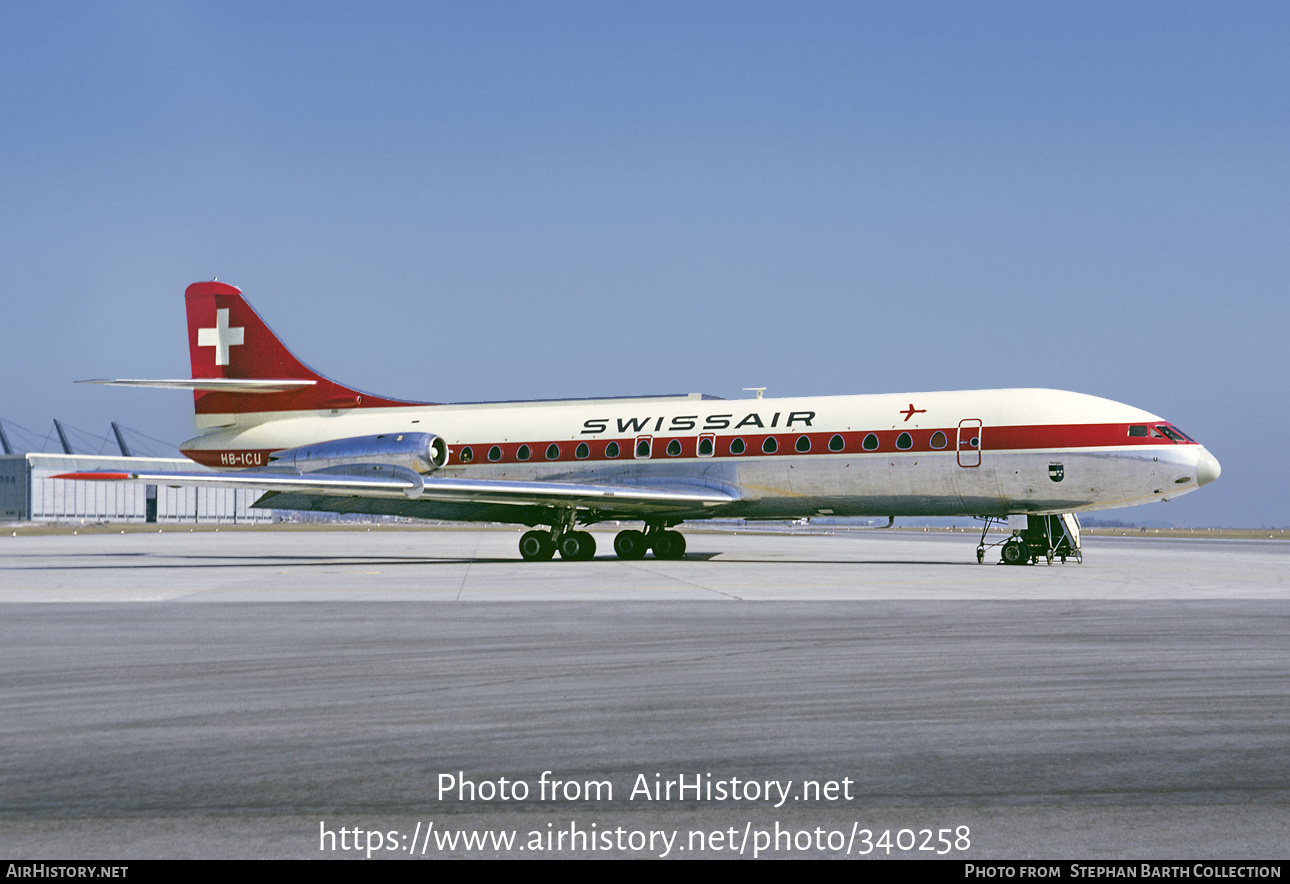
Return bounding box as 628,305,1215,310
957,419,982,468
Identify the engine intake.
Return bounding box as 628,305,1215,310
268,432,448,474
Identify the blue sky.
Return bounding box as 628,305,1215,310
2,2,1286,526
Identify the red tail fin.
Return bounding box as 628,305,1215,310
184,281,427,416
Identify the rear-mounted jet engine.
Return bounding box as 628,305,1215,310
268,432,448,474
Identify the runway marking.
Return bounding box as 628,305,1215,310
277,570,385,575
455,533,484,601
0,591,194,601
613,561,746,599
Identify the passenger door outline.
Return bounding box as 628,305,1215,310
957,419,982,468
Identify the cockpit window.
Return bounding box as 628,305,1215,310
1157,425,1187,444
1165,424,1195,443
1128,425,1148,437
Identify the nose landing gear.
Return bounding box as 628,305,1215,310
1000,538,1031,566
975,514,1083,565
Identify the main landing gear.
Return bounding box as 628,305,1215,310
648,525,687,560
518,516,686,562
519,509,596,561
518,529,596,561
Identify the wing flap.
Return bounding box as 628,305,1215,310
412,477,735,509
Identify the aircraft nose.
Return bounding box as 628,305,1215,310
1195,447,1221,487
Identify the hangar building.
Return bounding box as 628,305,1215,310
0,453,272,525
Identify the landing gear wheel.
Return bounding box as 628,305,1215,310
1001,539,1030,566
613,529,649,560
1046,551,1055,565
652,530,687,560
976,546,985,565
557,531,596,561
519,530,555,561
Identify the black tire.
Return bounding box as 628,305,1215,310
613,530,648,560
976,547,985,565
652,530,687,560
519,530,555,561
1001,539,1030,566
558,531,596,561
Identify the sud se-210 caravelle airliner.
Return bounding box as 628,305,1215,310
62,280,1220,564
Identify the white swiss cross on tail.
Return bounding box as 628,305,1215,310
197,308,245,366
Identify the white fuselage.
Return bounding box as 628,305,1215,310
180,388,1218,521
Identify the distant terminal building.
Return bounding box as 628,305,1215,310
0,419,271,525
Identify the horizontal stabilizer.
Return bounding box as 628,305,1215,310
77,378,317,393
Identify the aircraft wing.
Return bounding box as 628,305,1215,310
53,467,739,516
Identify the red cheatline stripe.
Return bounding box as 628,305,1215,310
51,472,134,481
180,422,1195,469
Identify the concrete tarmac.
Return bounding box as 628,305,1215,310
1,528,1286,859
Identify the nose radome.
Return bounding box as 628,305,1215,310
1196,447,1221,487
